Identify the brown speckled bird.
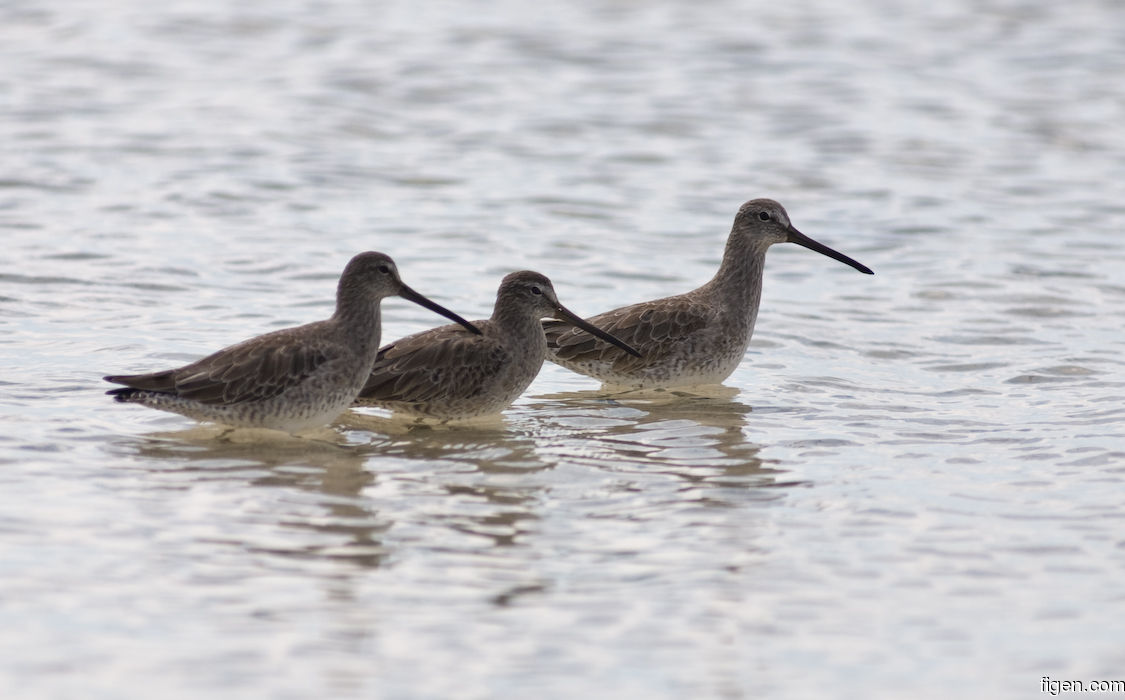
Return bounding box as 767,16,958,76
353,271,640,421
543,198,873,388
104,252,480,433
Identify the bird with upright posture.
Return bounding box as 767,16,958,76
353,271,641,421
104,252,481,433
543,198,873,389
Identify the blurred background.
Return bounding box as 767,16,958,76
1,1,1123,698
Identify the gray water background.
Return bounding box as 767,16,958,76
2,1,1124,698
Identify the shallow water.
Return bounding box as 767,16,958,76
2,0,1124,697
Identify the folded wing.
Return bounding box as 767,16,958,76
544,297,712,372
105,332,334,405
358,324,506,405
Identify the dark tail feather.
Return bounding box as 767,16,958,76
103,370,177,391
104,370,179,402
105,387,142,401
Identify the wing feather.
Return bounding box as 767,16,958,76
105,328,335,405
357,322,506,406
544,296,712,372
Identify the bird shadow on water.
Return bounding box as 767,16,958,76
105,426,392,568
104,418,554,569
524,384,807,498
341,412,552,551
101,386,802,576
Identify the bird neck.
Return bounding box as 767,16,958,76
490,298,547,351
704,231,770,324
332,292,383,355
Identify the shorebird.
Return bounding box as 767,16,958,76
103,251,481,433
352,271,641,421
543,198,873,388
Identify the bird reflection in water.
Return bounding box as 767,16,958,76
359,420,550,551
527,385,804,498
107,384,800,606
112,427,388,568
113,419,553,572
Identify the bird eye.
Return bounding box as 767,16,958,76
758,211,770,221
530,286,542,295
377,265,391,274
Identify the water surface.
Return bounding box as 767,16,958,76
2,1,1124,698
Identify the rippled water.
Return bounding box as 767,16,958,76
3,0,1124,697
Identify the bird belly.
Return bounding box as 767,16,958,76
116,371,364,434
552,338,747,389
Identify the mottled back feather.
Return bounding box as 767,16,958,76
105,325,336,406
544,294,713,372
359,322,507,406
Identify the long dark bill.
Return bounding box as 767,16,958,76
787,227,874,275
398,283,483,335
554,303,642,358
